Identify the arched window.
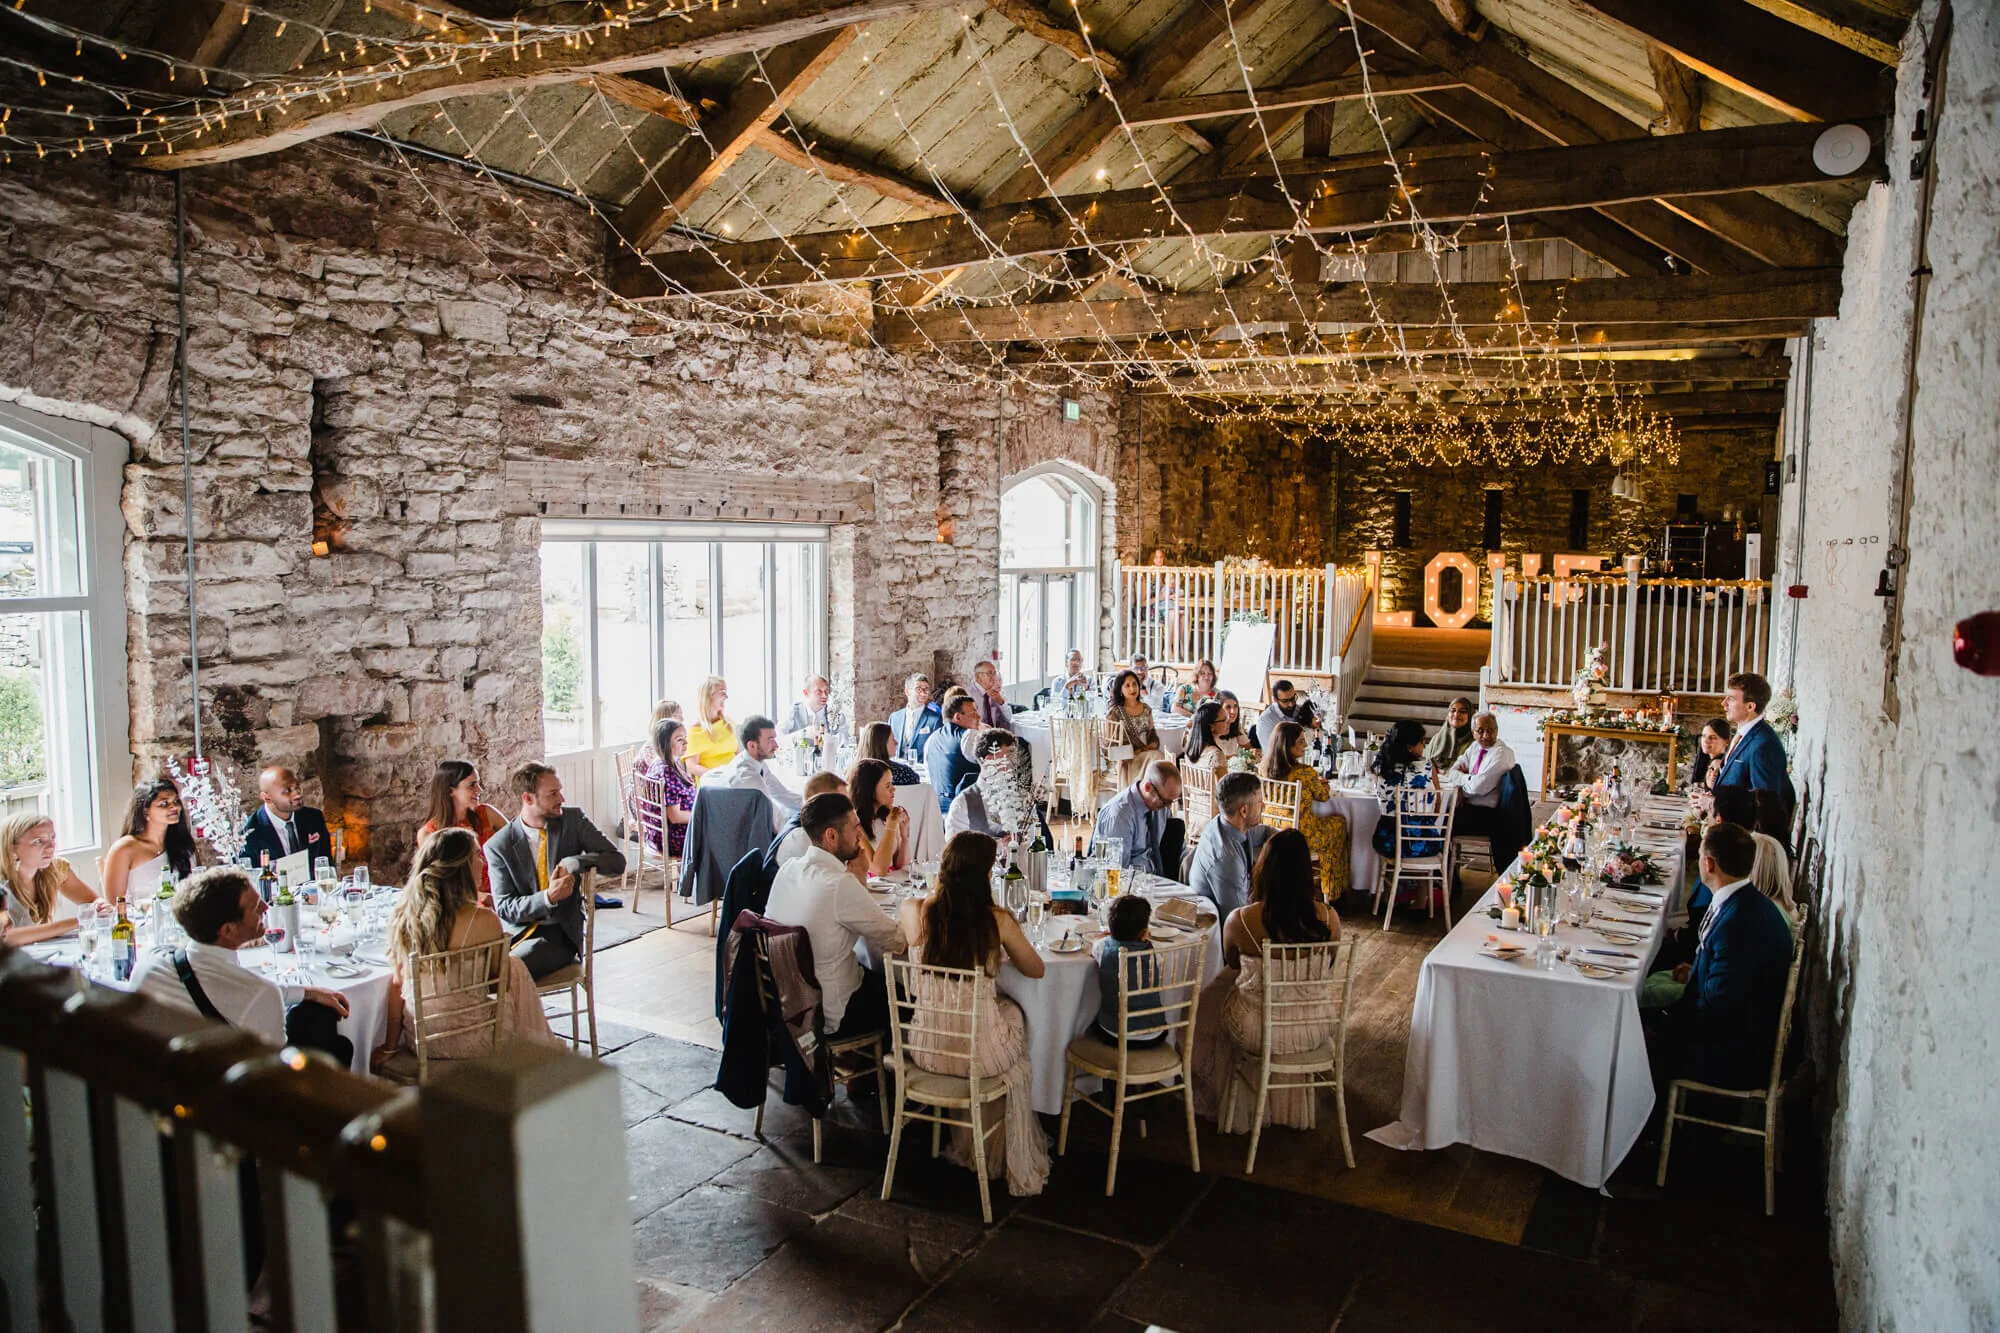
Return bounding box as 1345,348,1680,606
999,468,1098,689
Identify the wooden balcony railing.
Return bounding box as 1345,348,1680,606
0,947,636,1333
1490,572,1771,696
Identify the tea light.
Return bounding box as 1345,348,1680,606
1501,907,1522,931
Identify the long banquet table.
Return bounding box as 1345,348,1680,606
1366,805,1690,1189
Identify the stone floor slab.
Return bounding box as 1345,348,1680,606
629,1184,815,1292
624,1114,760,1220
898,1218,1143,1332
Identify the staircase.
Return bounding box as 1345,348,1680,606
1343,663,1483,738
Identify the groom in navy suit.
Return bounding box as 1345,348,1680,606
239,766,334,872
1645,823,1795,1094
1707,671,1796,836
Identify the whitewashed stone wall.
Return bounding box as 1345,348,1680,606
1772,2,2000,1325
0,141,1121,871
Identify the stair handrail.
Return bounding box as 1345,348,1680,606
1333,572,1376,727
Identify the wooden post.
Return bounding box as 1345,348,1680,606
423,1046,637,1333
1621,559,1642,692
1110,558,1123,666
1320,564,1338,675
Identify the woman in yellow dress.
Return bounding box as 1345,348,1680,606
684,675,738,777
1259,720,1351,901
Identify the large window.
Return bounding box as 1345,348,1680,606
540,523,827,754
999,468,1098,689
0,404,128,860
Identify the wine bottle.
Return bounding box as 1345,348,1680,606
257,852,277,905
1003,848,1027,917
111,901,135,982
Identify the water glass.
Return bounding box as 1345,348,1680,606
1096,837,1125,870
351,865,371,894
1026,898,1047,943
343,887,366,924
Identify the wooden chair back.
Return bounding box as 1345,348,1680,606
884,957,987,1094
1766,903,1809,1098
1389,783,1457,865
1106,937,1204,1053
407,938,510,1082
1257,938,1356,1057
1181,761,1218,833
1260,777,1303,830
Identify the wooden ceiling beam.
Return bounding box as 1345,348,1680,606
879,269,1839,345
983,0,1287,205
1577,0,1893,121
130,0,959,169
1124,71,1465,127
1347,0,1851,271
585,73,705,129
1429,0,1484,38
139,1,249,94
1008,319,1813,362
985,0,1128,82
1142,354,1795,392
614,119,1877,295
1749,0,1908,65
1648,43,1703,134
1153,389,1790,417
753,119,958,214
614,28,858,254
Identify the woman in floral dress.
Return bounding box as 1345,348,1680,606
1261,721,1351,901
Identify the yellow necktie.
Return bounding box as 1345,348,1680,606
536,828,549,892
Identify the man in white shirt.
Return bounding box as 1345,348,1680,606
135,866,353,1062
1445,711,1515,843
710,715,803,833
763,794,907,1037
769,772,847,870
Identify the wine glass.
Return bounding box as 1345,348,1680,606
1026,897,1047,944
351,865,371,894
77,904,102,971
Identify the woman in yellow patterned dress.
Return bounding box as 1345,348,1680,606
1259,721,1351,901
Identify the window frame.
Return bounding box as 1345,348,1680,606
998,465,1101,691
0,402,131,866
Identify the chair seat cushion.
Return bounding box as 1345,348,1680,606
536,964,585,991
1066,1032,1183,1079
885,1056,1007,1105
1237,1039,1335,1072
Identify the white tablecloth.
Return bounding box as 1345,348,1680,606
1328,787,1385,900
44,938,395,1076
780,764,948,864
1015,712,1190,784
1366,845,1683,1189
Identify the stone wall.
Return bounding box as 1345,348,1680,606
1121,397,1774,619
1769,2,2000,1326
0,141,1118,872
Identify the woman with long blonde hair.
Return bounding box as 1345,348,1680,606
372,828,553,1070
0,813,98,945
684,675,738,776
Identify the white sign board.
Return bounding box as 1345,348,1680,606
1216,620,1277,704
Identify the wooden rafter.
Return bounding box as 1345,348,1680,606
1752,0,1909,65
1578,0,1893,121
877,270,1840,345
1345,0,1849,271
140,1,249,93
612,120,1877,296
1163,389,1790,415
753,119,958,214
1648,44,1702,134
1149,354,1796,391
614,28,859,253
983,0,1287,205
131,0,961,169
985,0,1128,82
1123,71,1466,127
1007,319,1814,362
1429,0,1484,37
586,73,705,129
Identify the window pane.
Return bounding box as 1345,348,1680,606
1044,577,1071,687
0,611,95,847
658,541,713,721
1014,579,1043,689
772,543,821,714
719,543,769,719
594,542,653,748
1001,478,1075,569
540,544,588,754
0,436,83,600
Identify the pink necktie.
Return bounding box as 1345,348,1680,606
1472,748,1486,773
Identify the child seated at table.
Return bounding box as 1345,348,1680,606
1094,895,1165,1045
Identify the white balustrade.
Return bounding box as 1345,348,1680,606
1493,572,1770,695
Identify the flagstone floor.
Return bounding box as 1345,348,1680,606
586,889,1838,1331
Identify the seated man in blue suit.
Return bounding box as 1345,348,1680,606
1706,670,1796,838
887,673,943,765
922,690,981,812
1644,822,1795,1096
239,766,334,873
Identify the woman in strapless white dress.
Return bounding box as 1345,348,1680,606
101,778,197,906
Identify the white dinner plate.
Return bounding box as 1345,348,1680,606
1575,963,1625,979
1046,936,1086,955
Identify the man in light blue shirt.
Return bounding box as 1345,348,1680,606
1189,771,1270,917
1092,760,1183,875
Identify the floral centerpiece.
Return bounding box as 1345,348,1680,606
1571,643,1610,713
1534,708,1679,736
1225,749,1257,775
169,754,247,866
1600,840,1661,885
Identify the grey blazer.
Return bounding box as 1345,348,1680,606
1189,818,1272,918
487,808,627,957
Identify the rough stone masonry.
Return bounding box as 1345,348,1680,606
0,138,1120,872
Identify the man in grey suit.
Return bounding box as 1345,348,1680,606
1189,772,1271,917
487,762,627,981
781,676,831,744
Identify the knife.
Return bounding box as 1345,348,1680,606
1580,947,1639,958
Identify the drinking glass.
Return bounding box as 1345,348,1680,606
343,887,366,924
1026,898,1047,944
351,865,371,894
1096,837,1125,870
77,904,102,973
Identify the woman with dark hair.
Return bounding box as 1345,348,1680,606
848,757,912,876
1689,716,1733,791
102,778,197,906
1104,668,1162,785
416,760,509,901
856,721,923,786
1214,691,1256,761
1260,721,1351,900
895,833,1048,1197
1181,701,1229,775
635,718,698,858
1191,829,1340,1133
1370,719,1445,861
374,827,554,1071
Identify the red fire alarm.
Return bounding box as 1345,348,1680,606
1787,585,1809,598
1952,612,2000,676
